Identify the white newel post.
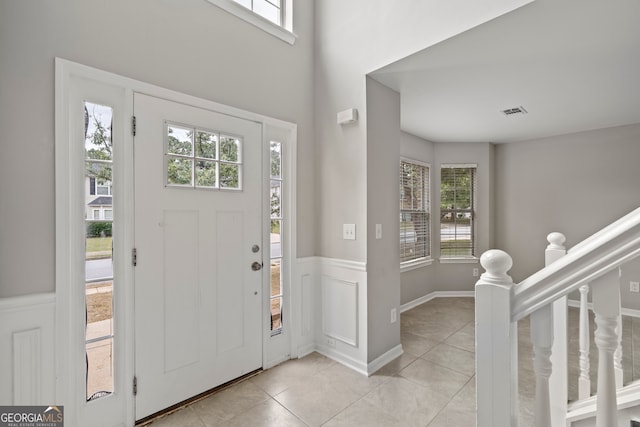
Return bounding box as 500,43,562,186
530,304,553,427
476,250,518,427
578,284,591,400
546,232,568,427
591,268,621,427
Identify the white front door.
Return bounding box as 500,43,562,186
133,93,263,420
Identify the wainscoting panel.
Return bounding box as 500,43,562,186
295,257,369,374
0,293,56,405
12,328,41,404
301,274,313,338
321,276,358,346
295,258,318,357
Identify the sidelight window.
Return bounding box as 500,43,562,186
84,102,115,401
270,141,284,335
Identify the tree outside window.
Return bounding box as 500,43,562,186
440,166,476,257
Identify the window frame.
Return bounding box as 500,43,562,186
205,0,296,45
164,121,244,191
269,140,284,336
96,181,111,195
439,164,478,262
400,158,432,271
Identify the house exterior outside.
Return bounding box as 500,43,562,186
85,177,113,221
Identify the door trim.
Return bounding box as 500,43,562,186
55,58,297,426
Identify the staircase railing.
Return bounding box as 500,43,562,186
476,207,640,427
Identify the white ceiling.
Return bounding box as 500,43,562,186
370,0,640,143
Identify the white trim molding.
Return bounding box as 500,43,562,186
55,58,299,426
320,257,367,272
400,291,475,313
367,344,404,376
439,257,479,264
205,0,296,44
400,257,434,272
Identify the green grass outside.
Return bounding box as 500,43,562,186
86,237,112,259
440,240,473,257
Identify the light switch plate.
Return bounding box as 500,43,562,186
376,224,382,239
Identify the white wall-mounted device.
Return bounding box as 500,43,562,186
337,108,358,125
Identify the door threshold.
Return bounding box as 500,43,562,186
135,369,263,426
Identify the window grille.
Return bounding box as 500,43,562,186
440,165,477,257
232,0,283,26
400,159,430,263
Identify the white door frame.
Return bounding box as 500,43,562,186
55,58,297,426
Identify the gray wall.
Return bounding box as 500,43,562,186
495,123,640,284
365,77,401,361
314,0,532,261
399,122,640,307
0,0,315,298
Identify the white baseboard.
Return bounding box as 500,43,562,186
400,291,475,313
315,344,368,376
367,344,403,376
296,342,316,359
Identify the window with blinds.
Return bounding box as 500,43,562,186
440,165,477,258
400,159,430,264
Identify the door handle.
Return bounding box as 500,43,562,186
251,261,263,271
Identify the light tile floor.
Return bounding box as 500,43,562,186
141,297,640,426
141,298,499,426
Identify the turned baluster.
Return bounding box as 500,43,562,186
578,284,591,400
614,266,624,389
591,269,621,427
531,304,553,427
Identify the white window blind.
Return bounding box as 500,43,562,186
440,165,477,257
400,159,430,263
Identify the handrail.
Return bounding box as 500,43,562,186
511,207,640,321
568,207,640,254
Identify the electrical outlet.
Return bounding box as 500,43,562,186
326,337,336,348
390,308,397,323
473,268,479,277
631,281,640,293
343,224,356,240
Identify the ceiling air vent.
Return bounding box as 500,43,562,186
501,106,528,116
